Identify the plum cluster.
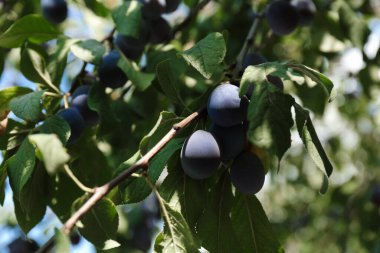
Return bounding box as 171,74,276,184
266,0,316,36
56,82,99,145
180,83,266,195
41,0,68,24
98,0,180,89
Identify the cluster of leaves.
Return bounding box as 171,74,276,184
6,0,380,252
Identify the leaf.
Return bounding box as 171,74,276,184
247,83,295,164
73,197,119,249
197,174,241,253
294,103,333,193
20,44,58,93
118,54,155,91
0,119,29,150
28,134,70,175
180,32,226,79
112,1,142,37
0,86,33,119
7,139,36,201
13,164,48,233
9,91,44,122
0,160,8,205
0,14,60,48
156,59,186,105
231,193,284,253
70,39,105,65
287,62,334,100
155,196,200,253
122,138,184,203
55,229,71,253
37,115,71,145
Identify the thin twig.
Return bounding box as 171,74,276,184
232,12,264,78
63,165,95,193
36,108,204,253
172,0,211,36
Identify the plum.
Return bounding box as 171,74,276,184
41,0,68,24
71,85,99,127
57,108,85,145
98,50,128,88
266,0,299,35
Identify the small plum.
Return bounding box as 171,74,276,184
149,17,172,44
57,108,85,145
41,0,68,24
294,0,316,26
181,130,221,179
98,51,128,88
230,151,265,195
266,0,299,36
141,0,165,20
71,85,99,127
241,53,267,71
210,124,246,160
8,238,39,253
164,0,181,13
371,185,380,206
207,83,249,127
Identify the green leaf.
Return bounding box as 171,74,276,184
0,160,8,205
28,134,70,175
231,193,284,253
0,86,33,119
70,39,105,65
20,44,58,93
9,91,44,122
157,59,186,105
112,1,142,37
0,14,60,48
73,197,119,249
37,115,71,145
0,119,29,150
197,174,241,253
287,62,334,100
118,54,155,91
13,164,48,233
8,139,36,201
294,103,333,193
55,229,71,253
180,32,226,79
122,138,184,203
247,84,295,164
155,196,200,253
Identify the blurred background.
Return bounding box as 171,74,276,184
1,0,380,252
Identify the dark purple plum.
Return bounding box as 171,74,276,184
71,85,99,127
230,151,265,195
294,0,316,26
266,0,299,36
8,238,39,253
57,108,85,145
141,0,165,20
41,0,68,24
149,17,172,44
210,124,246,160
98,50,128,88
241,53,267,70
181,130,221,179
164,0,181,13
70,232,81,245
207,83,249,127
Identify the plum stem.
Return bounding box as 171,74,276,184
36,107,204,253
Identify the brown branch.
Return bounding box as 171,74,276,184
172,0,211,36
36,108,203,253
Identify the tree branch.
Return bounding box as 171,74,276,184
172,0,211,36
36,108,203,253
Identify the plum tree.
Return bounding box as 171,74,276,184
266,0,299,36
293,0,316,26
98,50,128,88
210,123,246,160
164,0,181,13
207,83,249,127
57,108,85,145
181,130,221,179
230,151,265,195
41,0,68,24
71,85,99,127
149,17,172,44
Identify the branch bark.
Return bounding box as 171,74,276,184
36,108,203,253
